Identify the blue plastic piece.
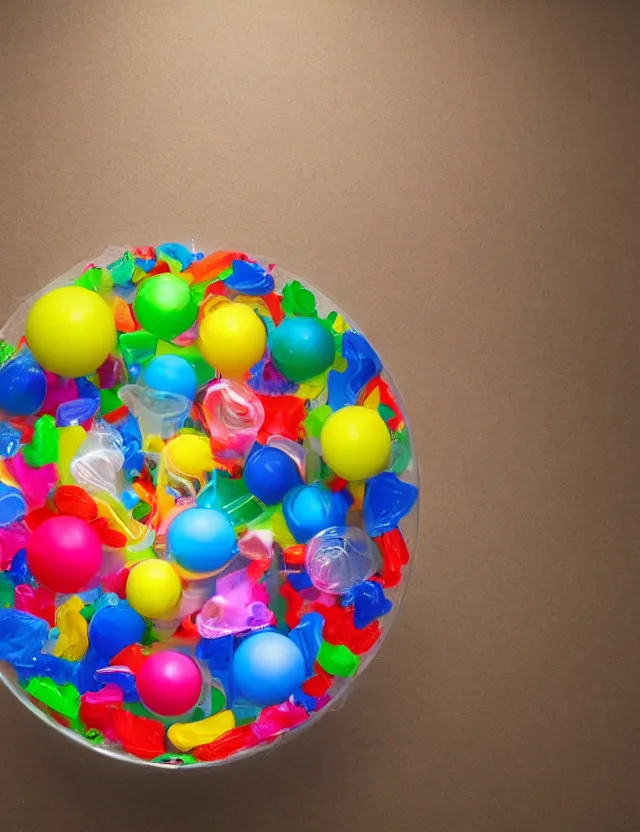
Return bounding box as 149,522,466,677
243,445,303,506
74,377,101,402
287,571,313,592
0,483,26,527
282,483,350,543
231,631,306,707
156,242,196,272
293,688,320,713
345,580,393,629
94,666,139,702
55,397,100,427
225,260,275,296
327,331,382,411
8,549,33,586
247,356,298,397
88,603,146,660
120,488,140,511
0,422,21,459
143,355,197,401
167,508,238,574
135,258,157,273
0,609,48,667
115,413,144,478
288,612,324,676
195,634,234,699
363,472,419,537
76,648,107,694
17,653,79,686
0,349,47,417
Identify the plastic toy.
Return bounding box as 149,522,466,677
133,274,198,341
26,515,103,593
25,287,116,377
232,631,307,707
0,243,418,767
269,316,336,382
320,405,391,481
143,354,197,400
198,303,266,379
167,507,237,575
136,651,202,716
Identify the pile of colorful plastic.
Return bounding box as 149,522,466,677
0,244,418,766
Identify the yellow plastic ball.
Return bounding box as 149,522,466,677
165,434,215,478
25,286,116,377
198,302,266,379
126,559,182,619
320,405,392,482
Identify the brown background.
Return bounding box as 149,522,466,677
1,1,639,830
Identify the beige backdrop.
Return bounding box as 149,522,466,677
1,2,639,830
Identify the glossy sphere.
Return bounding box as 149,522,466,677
282,483,349,543
165,434,215,478
136,651,202,717
232,631,306,707
26,516,103,594
198,303,266,379
320,405,391,481
0,349,47,416
305,525,381,594
167,508,237,574
88,604,146,659
126,560,182,619
144,355,197,400
269,317,336,382
134,275,198,341
25,287,116,377
243,445,303,505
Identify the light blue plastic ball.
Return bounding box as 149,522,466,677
143,355,197,400
282,483,349,543
232,631,306,707
167,507,237,574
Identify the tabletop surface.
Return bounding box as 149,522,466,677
0,2,638,830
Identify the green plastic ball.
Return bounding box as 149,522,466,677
133,275,198,341
269,316,336,382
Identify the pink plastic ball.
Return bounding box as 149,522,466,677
26,515,103,594
136,651,203,717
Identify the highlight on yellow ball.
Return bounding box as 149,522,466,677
320,405,392,482
198,302,266,379
25,286,116,377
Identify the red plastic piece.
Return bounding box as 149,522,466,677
90,516,128,549
185,251,244,283
147,261,171,276
301,665,333,697
110,709,166,760
279,580,304,629
192,724,259,762
13,584,56,627
79,685,124,735
54,486,98,522
110,644,147,674
373,528,409,588
361,376,403,431
103,405,130,425
309,602,382,655
132,247,156,260
256,394,307,443
262,292,284,326
173,612,199,642
282,544,306,567
102,566,130,599
24,505,57,530
328,476,349,493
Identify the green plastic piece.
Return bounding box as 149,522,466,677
118,330,159,370
281,280,317,317
107,251,136,286
0,340,17,367
247,503,279,532
153,753,198,766
26,678,80,720
124,701,156,718
132,501,151,521
0,575,15,609
390,427,411,475
99,387,123,415
75,267,113,296
200,472,265,527
155,341,216,387
85,728,104,745
22,415,59,467
79,603,96,622
303,404,332,438
210,686,226,715
317,641,360,677
378,403,396,424
141,623,160,646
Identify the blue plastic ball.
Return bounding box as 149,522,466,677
282,483,349,543
268,317,336,383
0,349,47,417
232,631,306,707
167,507,237,574
143,355,197,400
88,604,146,659
243,445,303,505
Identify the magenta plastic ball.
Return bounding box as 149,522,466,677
26,515,103,594
136,651,203,717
